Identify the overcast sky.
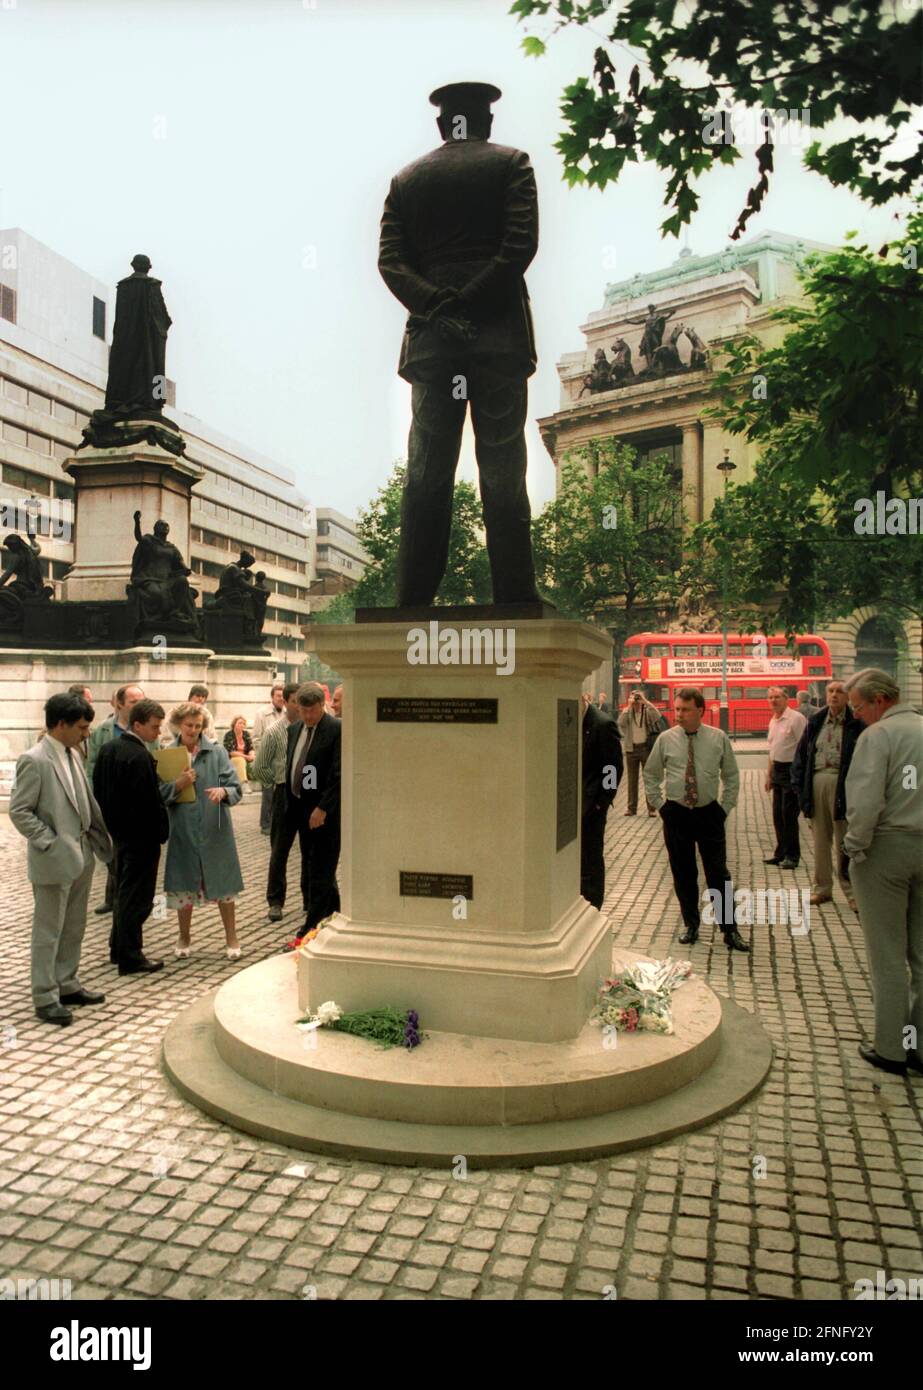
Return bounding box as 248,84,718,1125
0,0,904,515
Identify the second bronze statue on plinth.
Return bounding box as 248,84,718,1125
378,81,542,610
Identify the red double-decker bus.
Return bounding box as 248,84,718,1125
618,631,833,736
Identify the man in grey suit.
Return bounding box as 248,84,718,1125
378,80,541,606
10,692,113,1026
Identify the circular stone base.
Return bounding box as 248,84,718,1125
162,952,772,1167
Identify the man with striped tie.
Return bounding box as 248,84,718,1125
643,687,748,952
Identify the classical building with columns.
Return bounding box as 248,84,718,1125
538,230,921,705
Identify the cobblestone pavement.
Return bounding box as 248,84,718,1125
0,774,920,1301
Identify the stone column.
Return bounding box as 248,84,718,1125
681,421,703,531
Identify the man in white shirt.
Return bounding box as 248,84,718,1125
843,668,923,1077
644,687,747,951
764,686,807,870
252,683,286,834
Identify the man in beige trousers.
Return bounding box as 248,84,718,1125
844,668,923,1077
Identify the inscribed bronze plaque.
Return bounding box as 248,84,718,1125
400,871,473,900
378,697,497,723
556,697,579,852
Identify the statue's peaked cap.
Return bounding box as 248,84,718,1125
429,81,501,116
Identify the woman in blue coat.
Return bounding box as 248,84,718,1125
160,702,244,960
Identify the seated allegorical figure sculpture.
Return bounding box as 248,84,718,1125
210,550,268,639
0,532,52,625
128,510,199,631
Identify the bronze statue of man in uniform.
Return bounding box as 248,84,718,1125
378,81,541,606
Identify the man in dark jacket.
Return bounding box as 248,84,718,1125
378,81,541,606
281,682,342,951
93,699,168,975
791,680,863,909
581,695,623,910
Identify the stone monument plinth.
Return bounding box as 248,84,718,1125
297,616,613,1042
60,433,204,605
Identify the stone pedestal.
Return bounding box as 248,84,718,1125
60,441,204,604
299,617,614,1042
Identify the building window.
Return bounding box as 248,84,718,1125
53,481,75,502
2,421,28,449
52,400,77,426
3,378,28,404
27,390,51,414
2,465,51,495
0,284,16,324
92,297,106,340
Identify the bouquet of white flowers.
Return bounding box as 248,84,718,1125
591,958,692,1036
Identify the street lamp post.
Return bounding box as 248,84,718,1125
717,448,737,734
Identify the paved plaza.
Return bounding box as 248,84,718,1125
0,772,920,1302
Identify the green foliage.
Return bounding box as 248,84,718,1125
708,206,923,496
531,439,682,653
312,461,493,624
511,0,922,238
689,463,923,667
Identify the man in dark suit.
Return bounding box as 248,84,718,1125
281,682,341,951
93,699,168,976
378,80,541,606
581,694,623,910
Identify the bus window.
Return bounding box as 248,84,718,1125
745,687,769,699
798,641,824,656
700,687,720,701
674,645,699,656
729,688,744,701
644,643,671,657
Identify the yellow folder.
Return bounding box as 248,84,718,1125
154,746,196,804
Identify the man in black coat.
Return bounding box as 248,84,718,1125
280,682,341,951
92,699,168,975
791,681,863,908
378,81,541,606
581,695,623,910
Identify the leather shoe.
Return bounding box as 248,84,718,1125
624,810,636,816
906,1049,923,1076
678,927,699,945
268,905,283,922
36,1003,73,1026
809,892,832,906
94,904,113,915
724,929,750,952
779,859,799,870
858,1043,907,1076
118,957,164,976
60,989,106,1006
763,856,782,865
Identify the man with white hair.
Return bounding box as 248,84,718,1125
843,668,923,1077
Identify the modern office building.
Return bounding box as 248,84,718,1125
0,228,313,676
538,230,921,704
307,506,368,611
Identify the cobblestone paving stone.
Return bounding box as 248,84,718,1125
0,774,920,1300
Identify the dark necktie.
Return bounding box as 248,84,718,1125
684,732,698,808
68,747,92,831
292,725,315,798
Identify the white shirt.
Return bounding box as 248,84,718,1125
768,707,806,763
844,704,923,861
643,722,740,813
